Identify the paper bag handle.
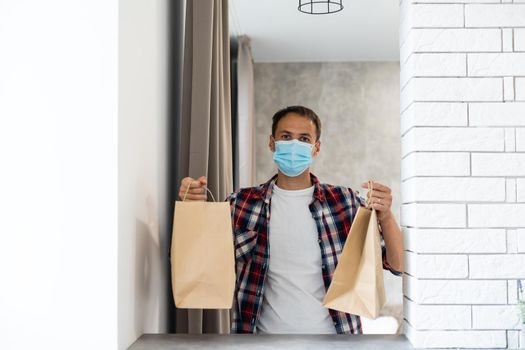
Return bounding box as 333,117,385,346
365,180,373,208
182,180,217,202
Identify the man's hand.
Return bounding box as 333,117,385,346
179,176,208,201
361,179,404,274
360,179,393,223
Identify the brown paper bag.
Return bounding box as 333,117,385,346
170,184,235,309
322,187,386,319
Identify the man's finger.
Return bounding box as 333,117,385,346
186,194,207,201
371,197,392,209
367,189,391,199
179,193,207,201
370,201,389,211
179,187,205,196
371,181,391,193
198,176,207,185
181,187,205,195
361,180,390,193
182,179,203,188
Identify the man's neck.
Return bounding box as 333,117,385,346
275,170,313,190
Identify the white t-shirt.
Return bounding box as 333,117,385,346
256,183,336,334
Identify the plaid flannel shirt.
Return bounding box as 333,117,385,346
225,172,402,334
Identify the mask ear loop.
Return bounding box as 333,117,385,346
182,180,217,202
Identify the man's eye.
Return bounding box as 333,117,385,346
282,135,289,139
301,137,310,142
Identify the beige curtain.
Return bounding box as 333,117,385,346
236,35,256,187
177,0,233,334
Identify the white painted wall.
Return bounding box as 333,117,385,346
400,1,525,348
118,0,169,348
0,1,169,348
0,1,118,349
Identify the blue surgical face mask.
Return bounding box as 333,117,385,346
272,139,315,177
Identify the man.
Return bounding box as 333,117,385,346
178,105,404,334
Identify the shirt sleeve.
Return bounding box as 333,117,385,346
350,188,402,276
354,191,367,208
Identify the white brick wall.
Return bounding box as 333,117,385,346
405,324,507,349
468,204,525,227
518,229,525,252
468,53,525,76
471,153,525,176
516,29,525,51
401,103,467,135
516,78,525,100
404,298,471,329
472,305,522,330
401,203,466,227
402,177,505,202
517,179,525,202
405,251,468,278
469,254,525,278
404,228,507,253
404,274,507,304
469,103,525,126
402,127,504,156
465,5,525,27
400,1,525,348
402,152,470,177
518,128,525,150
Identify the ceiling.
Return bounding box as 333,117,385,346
229,0,400,62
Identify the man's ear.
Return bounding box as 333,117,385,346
269,135,275,152
313,140,321,157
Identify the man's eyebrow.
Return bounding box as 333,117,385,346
280,130,313,137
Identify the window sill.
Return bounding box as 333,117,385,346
129,333,413,349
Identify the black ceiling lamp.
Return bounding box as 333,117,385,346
298,0,343,15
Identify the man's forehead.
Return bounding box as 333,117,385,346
276,115,315,134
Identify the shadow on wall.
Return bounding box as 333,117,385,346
134,204,163,335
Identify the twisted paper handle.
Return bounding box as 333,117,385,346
182,180,216,202
366,180,374,208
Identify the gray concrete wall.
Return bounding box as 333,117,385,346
254,62,401,222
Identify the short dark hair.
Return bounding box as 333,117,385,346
271,105,321,142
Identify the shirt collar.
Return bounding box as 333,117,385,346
255,172,325,204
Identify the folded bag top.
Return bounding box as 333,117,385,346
170,181,235,309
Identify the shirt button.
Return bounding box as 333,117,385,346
262,263,267,270
257,289,261,296
251,317,256,325
318,239,322,243
333,321,337,326
322,264,326,269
